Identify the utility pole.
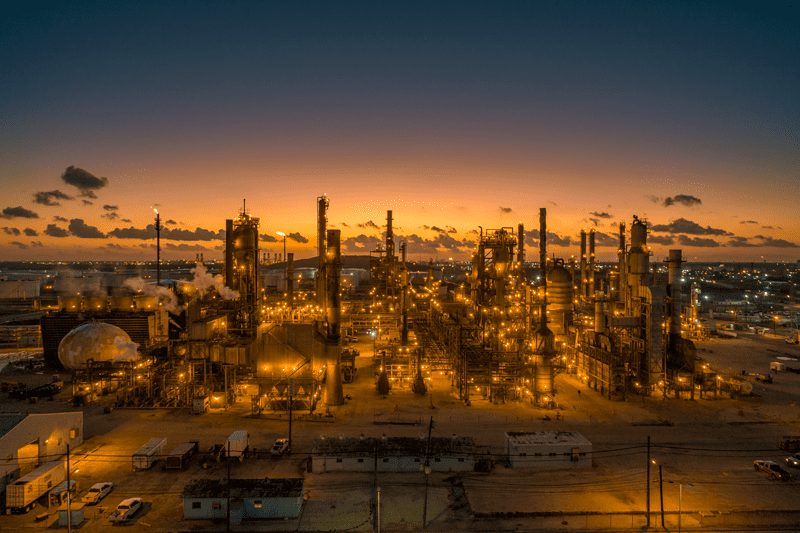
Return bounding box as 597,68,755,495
422,416,433,528
66,444,71,533
226,441,231,532
288,378,294,455
659,464,664,528
646,436,651,527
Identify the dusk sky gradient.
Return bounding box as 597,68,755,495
1,1,798,263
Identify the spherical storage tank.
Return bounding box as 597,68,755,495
58,322,139,370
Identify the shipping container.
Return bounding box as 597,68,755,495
165,441,199,470
5,460,66,514
132,438,166,470
225,431,249,462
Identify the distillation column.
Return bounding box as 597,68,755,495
580,230,588,301
317,196,328,306
627,216,650,304
588,229,596,299
533,208,555,404
324,229,344,405
666,249,683,350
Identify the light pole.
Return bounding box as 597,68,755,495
276,231,286,302
774,315,780,336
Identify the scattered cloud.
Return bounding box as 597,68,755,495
165,219,177,225
101,212,120,220
740,220,758,224
357,220,379,230
593,231,617,246
589,211,612,219
33,190,73,206
108,225,156,239
648,235,675,245
727,236,759,247
1,206,39,219
102,204,118,211
339,222,350,228
2,227,21,236
430,226,446,233
446,226,457,234
499,206,513,214
53,216,68,222
68,219,106,238
523,229,572,247
23,228,37,236
44,224,69,237
82,200,93,205
757,236,799,248
663,194,701,207
165,243,210,252
650,218,731,236
164,227,224,242
121,218,132,223
30,241,44,247
61,166,108,198
342,234,383,251
260,234,278,242
9,241,27,249
677,235,720,247
287,232,308,244
647,195,662,203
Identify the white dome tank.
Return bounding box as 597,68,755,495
58,322,140,370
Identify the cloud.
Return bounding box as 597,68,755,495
68,218,106,238
23,228,37,236
587,218,600,226
446,226,457,234
663,194,701,207
648,235,675,245
30,241,44,247
357,220,379,230
108,225,156,239
339,222,350,228
165,243,210,252
740,220,758,224
650,218,730,236
342,234,383,251
44,224,69,237
101,212,120,220
523,229,571,248
33,190,73,206
102,204,118,211
430,226,446,233
164,227,224,242
761,225,780,230
287,232,308,244
260,233,278,242
593,231,617,246
122,218,132,223
499,206,513,214
53,215,68,222
60,166,108,198
648,195,662,204
165,219,177,225
1,206,39,219
402,233,474,255
9,241,27,249
2,227,21,236
677,235,720,247
589,211,612,219
103,243,127,250
727,236,759,248
82,200,93,205
757,236,799,248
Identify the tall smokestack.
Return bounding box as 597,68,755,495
533,207,555,405
589,229,596,300
539,209,547,329
401,243,408,345
580,230,587,301
287,253,294,311
317,196,328,306
667,249,683,346
324,229,344,405
155,211,161,287
517,223,525,285
618,222,626,299
225,219,233,290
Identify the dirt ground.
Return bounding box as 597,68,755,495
2,331,800,532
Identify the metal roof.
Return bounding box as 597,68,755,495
313,435,475,455
0,413,28,439
182,478,303,499
506,431,591,447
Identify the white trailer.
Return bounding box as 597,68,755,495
132,438,167,470
225,431,250,462
5,460,66,514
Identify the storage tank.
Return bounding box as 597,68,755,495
110,296,135,312
58,322,139,370
59,296,82,312
547,265,573,339
84,294,108,313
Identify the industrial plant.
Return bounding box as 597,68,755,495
24,196,717,415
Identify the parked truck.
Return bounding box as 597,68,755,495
132,438,166,470
165,441,199,470
225,431,250,462
5,460,66,514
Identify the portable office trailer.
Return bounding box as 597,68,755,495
5,460,66,514
225,431,249,462
166,441,200,470
132,438,167,470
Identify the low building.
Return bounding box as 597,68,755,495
312,435,474,474
181,478,303,523
0,412,83,494
505,431,592,468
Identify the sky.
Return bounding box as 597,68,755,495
1,1,798,263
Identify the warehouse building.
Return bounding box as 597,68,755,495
181,478,304,523
505,431,592,468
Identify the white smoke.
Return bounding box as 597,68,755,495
187,262,239,300
112,336,140,363
123,277,182,314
